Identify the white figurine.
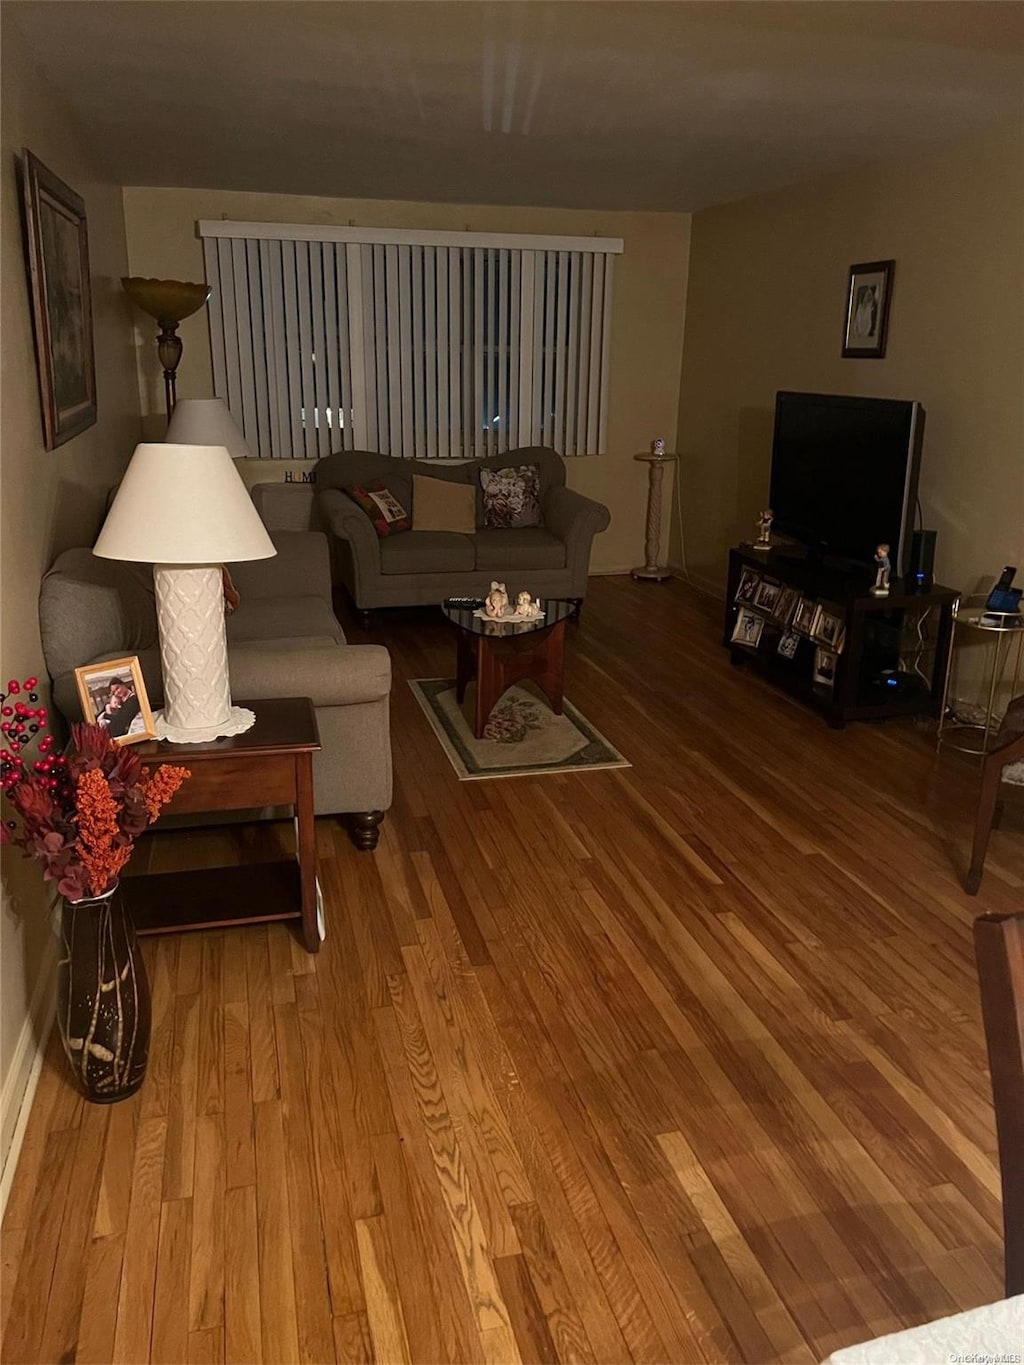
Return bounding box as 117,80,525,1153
871,543,892,597
753,508,774,551
514,591,536,618
484,581,509,618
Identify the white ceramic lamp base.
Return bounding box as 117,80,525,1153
153,563,255,743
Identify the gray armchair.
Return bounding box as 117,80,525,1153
38,530,392,846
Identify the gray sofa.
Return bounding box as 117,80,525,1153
38,530,392,847
251,446,610,624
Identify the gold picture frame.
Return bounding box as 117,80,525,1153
74,656,155,745
19,149,97,449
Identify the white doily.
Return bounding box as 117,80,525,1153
472,607,546,624
153,706,256,744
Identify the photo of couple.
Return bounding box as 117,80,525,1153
74,656,155,744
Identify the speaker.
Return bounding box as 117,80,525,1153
909,529,936,589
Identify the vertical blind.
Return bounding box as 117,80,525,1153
199,222,622,460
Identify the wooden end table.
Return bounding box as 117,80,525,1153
121,697,323,953
443,599,575,738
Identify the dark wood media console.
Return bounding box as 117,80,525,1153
724,544,959,728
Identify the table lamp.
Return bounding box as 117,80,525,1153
93,443,275,742
122,277,212,422
165,397,252,458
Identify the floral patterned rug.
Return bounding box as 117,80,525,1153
408,679,630,781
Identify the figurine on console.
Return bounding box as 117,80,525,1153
752,508,774,551
484,581,509,618
871,544,892,597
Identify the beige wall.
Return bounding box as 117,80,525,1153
674,120,1024,612
0,23,140,1160
122,188,691,574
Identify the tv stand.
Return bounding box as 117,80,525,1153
724,544,958,728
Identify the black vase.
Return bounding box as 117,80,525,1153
57,881,150,1103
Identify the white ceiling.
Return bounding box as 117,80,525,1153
6,1,1024,212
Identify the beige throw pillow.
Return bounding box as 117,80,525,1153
412,475,476,534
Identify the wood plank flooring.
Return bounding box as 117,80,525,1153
3,574,1022,1364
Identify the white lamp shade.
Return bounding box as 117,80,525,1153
165,398,252,458
94,443,276,564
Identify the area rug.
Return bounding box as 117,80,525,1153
409,678,631,781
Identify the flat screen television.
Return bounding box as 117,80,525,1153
769,391,924,574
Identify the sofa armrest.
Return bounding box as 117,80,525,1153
543,485,611,544
317,489,381,571
228,531,333,604
227,642,391,708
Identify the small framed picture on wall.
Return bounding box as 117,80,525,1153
842,259,894,359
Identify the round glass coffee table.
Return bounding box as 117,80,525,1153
441,599,575,738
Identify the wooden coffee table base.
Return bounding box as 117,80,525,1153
456,619,567,738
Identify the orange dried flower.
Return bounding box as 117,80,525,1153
142,765,190,823
74,768,131,896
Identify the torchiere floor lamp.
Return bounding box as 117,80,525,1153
122,277,211,423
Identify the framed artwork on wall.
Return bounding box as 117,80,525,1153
19,149,97,449
842,259,894,360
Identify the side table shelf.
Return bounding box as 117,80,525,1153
121,697,322,952
937,607,1024,761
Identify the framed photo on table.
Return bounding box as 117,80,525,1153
791,598,818,636
734,567,761,604
19,149,97,449
753,579,780,613
842,259,894,360
772,585,801,627
75,656,155,745
731,607,765,649
813,647,838,689
811,606,846,653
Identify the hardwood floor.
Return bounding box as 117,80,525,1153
3,575,1022,1365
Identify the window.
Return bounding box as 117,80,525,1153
200,221,622,460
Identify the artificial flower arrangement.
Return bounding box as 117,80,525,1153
1,674,190,900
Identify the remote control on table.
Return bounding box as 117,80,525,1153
445,597,483,607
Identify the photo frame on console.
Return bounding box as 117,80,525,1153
811,606,846,653
813,647,837,689
731,608,765,649
791,598,817,636
753,579,780,613
772,586,801,627
735,567,761,604
777,631,800,661
74,656,155,745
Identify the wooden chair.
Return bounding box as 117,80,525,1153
965,695,1024,894
973,912,1024,1298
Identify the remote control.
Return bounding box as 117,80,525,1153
444,597,483,607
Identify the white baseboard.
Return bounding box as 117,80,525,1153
0,936,57,1219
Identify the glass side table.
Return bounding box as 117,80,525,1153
937,605,1024,760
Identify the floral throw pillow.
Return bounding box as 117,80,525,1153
479,464,542,529
343,480,412,537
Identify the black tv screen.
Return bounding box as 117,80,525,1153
769,392,924,572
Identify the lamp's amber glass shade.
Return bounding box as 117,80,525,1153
122,277,211,324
